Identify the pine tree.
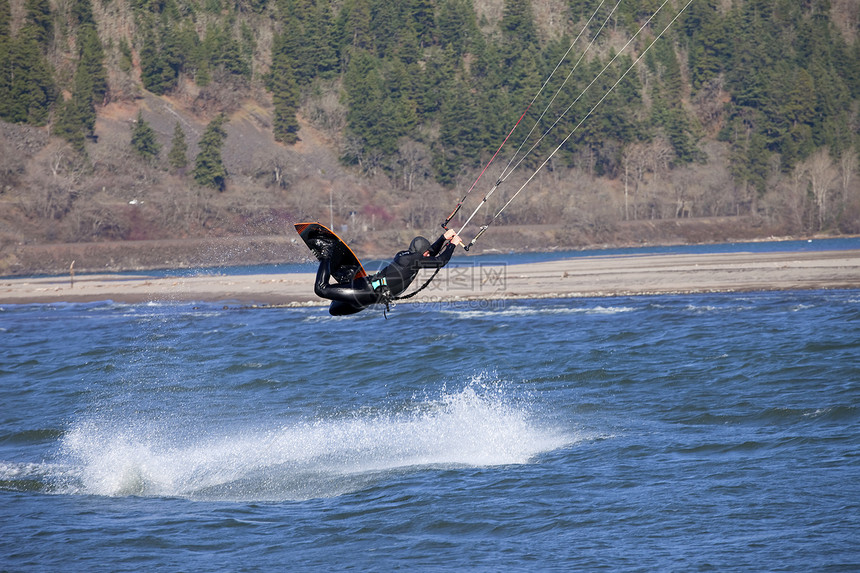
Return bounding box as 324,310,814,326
1,30,56,124
410,0,434,47
415,46,455,117
22,0,51,47
194,114,229,190
0,0,56,124
433,77,480,185
686,0,727,92
268,30,301,144
212,24,251,77
0,0,10,40
77,24,107,105
437,0,479,58
51,1,107,149
0,0,8,118
849,40,860,99
647,42,701,165
288,12,319,84
209,24,249,78
131,111,161,162
53,98,87,152
140,28,169,94
499,0,537,65
342,0,372,52
272,65,300,144
168,122,189,172
310,0,338,78
370,0,404,59
343,49,383,157
68,57,98,135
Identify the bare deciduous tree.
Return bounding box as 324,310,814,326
839,148,857,201
46,143,86,183
395,139,431,193
805,150,839,230
693,76,725,129
303,81,347,138
622,143,649,221
0,138,25,192
252,149,292,189
622,138,673,220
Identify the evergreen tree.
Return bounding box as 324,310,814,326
416,46,456,118
341,0,372,53
22,0,52,47
168,121,189,171
194,114,229,190
56,49,98,143
0,0,10,40
53,98,87,152
732,122,770,196
160,22,189,91
140,19,199,94
409,0,434,47
437,0,478,58
499,0,538,68
70,0,96,27
1,30,56,124
647,42,701,165
51,1,108,149
0,0,56,124
131,111,161,162
342,49,384,157
202,22,250,79
270,45,300,144
849,40,860,99
687,10,727,93
726,1,775,110
140,28,171,94
0,0,8,117
77,24,107,105
370,0,402,59
433,76,480,185
267,26,301,144
500,0,537,50
395,21,422,66
312,0,339,78
764,63,815,169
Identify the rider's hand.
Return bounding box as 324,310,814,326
444,229,463,246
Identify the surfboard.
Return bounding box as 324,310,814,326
295,222,368,283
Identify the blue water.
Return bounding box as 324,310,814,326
1,290,859,571
52,236,860,279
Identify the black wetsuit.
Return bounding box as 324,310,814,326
315,234,455,316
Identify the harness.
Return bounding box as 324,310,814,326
370,268,442,319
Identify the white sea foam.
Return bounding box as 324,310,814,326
444,304,635,319
55,382,574,501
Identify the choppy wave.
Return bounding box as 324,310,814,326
45,383,572,502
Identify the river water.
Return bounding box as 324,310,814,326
1,250,858,570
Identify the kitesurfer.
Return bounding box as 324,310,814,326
315,229,462,315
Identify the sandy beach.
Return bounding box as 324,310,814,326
2,249,858,307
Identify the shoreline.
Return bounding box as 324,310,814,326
2,249,859,306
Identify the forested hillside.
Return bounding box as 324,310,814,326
1,0,858,273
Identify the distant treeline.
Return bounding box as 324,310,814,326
1,0,858,195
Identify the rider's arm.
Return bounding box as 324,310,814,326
416,242,455,269
428,229,463,255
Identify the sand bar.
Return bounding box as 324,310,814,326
1,249,859,306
